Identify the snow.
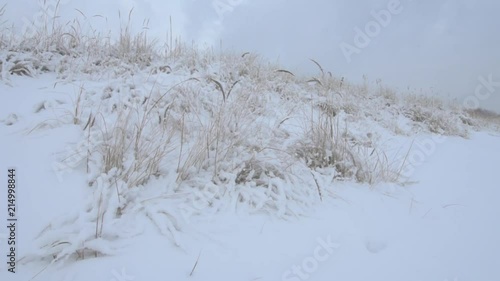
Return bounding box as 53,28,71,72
1,6,500,281
1,72,499,280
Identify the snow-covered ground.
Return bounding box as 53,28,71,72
0,55,499,281
1,5,500,280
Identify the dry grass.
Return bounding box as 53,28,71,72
4,4,498,266
466,108,500,129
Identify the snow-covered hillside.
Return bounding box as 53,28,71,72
1,4,500,281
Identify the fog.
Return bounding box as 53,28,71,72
2,0,499,111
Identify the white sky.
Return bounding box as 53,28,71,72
2,0,499,112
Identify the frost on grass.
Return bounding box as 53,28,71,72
21,172,143,265
1,8,496,266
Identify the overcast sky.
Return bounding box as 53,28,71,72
2,0,499,112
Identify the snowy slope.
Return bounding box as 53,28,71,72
0,6,500,280
1,98,500,281
0,54,499,281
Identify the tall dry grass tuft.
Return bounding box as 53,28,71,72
116,8,157,66
296,60,401,184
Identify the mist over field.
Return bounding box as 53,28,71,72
2,0,499,112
